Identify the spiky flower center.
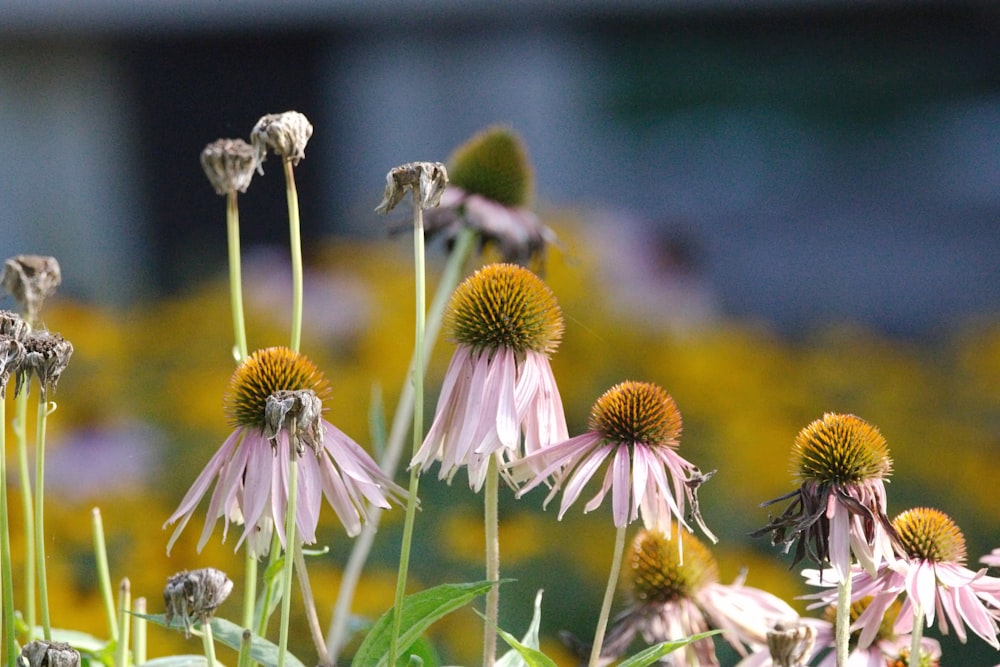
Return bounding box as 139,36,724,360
448,125,532,207
589,381,682,448
793,413,891,484
226,347,331,431
892,507,966,564
628,530,718,603
446,263,563,355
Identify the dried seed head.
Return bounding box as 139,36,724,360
0,310,28,340
627,529,719,603
1,255,61,325
18,640,80,667
375,161,449,215
445,262,563,355
226,347,331,432
200,138,257,195
766,622,816,667
16,330,72,400
264,388,324,456
589,381,682,449
251,111,313,173
892,507,966,564
164,567,234,639
448,125,533,207
793,413,891,485
0,336,25,398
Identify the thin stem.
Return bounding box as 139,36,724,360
589,524,627,667
1,394,18,666
255,531,283,637
92,507,119,642
326,228,477,664
14,390,35,640
238,629,253,667
293,543,331,666
242,551,258,637
389,200,429,667
226,190,249,363
34,396,53,640
483,457,500,667
909,604,925,667
202,618,218,667
835,571,852,667
277,454,299,667
117,578,131,667
133,597,147,666
283,159,304,353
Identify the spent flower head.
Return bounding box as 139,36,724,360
513,380,715,538
411,262,568,490
163,567,234,639
16,330,73,401
424,125,557,267
753,413,897,579
18,641,80,667
165,346,406,557
581,529,796,667
0,333,25,398
251,110,313,173
1,254,61,325
200,138,257,195
375,161,449,214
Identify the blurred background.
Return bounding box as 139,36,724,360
1,1,998,665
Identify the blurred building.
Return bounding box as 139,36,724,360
1,0,998,334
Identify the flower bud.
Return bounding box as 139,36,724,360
200,138,256,195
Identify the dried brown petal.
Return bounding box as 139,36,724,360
0,336,25,398
766,622,816,667
200,138,257,195
265,388,324,456
1,255,61,324
164,567,234,639
375,161,448,215
18,640,80,667
251,111,313,173
16,330,73,400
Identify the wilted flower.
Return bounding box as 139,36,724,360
251,110,313,172
374,161,449,214
764,622,817,667
163,567,234,638
200,138,257,195
578,530,797,667
164,347,406,558
411,263,568,491
805,507,1000,651
752,413,897,579
513,380,715,538
16,330,73,400
1,254,61,325
0,333,25,398
18,640,80,667
423,125,557,267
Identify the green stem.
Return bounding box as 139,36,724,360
326,228,477,664
242,551,258,636
133,597,147,666
483,457,500,667
92,507,119,642
227,190,249,363
238,629,253,667
117,578,131,667
1,394,18,666
909,605,924,667
34,397,53,640
277,454,299,667
283,159,304,353
589,524,627,667
255,531,283,637
14,390,35,641
835,571,852,667
389,199,429,667
293,543,331,666
202,617,218,667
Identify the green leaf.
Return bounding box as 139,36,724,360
132,613,305,667
491,625,556,667
617,630,722,667
138,656,217,667
496,590,547,667
351,580,500,667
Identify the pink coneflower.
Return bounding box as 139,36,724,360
753,413,897,580
164,346,405,558
577,530,797,667
512,380,714,537
804,507,1000,651
982,548,1000,569
411,262,568,491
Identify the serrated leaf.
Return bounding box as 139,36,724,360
617,630,721,667
131,613,304,667
351,580,499,667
